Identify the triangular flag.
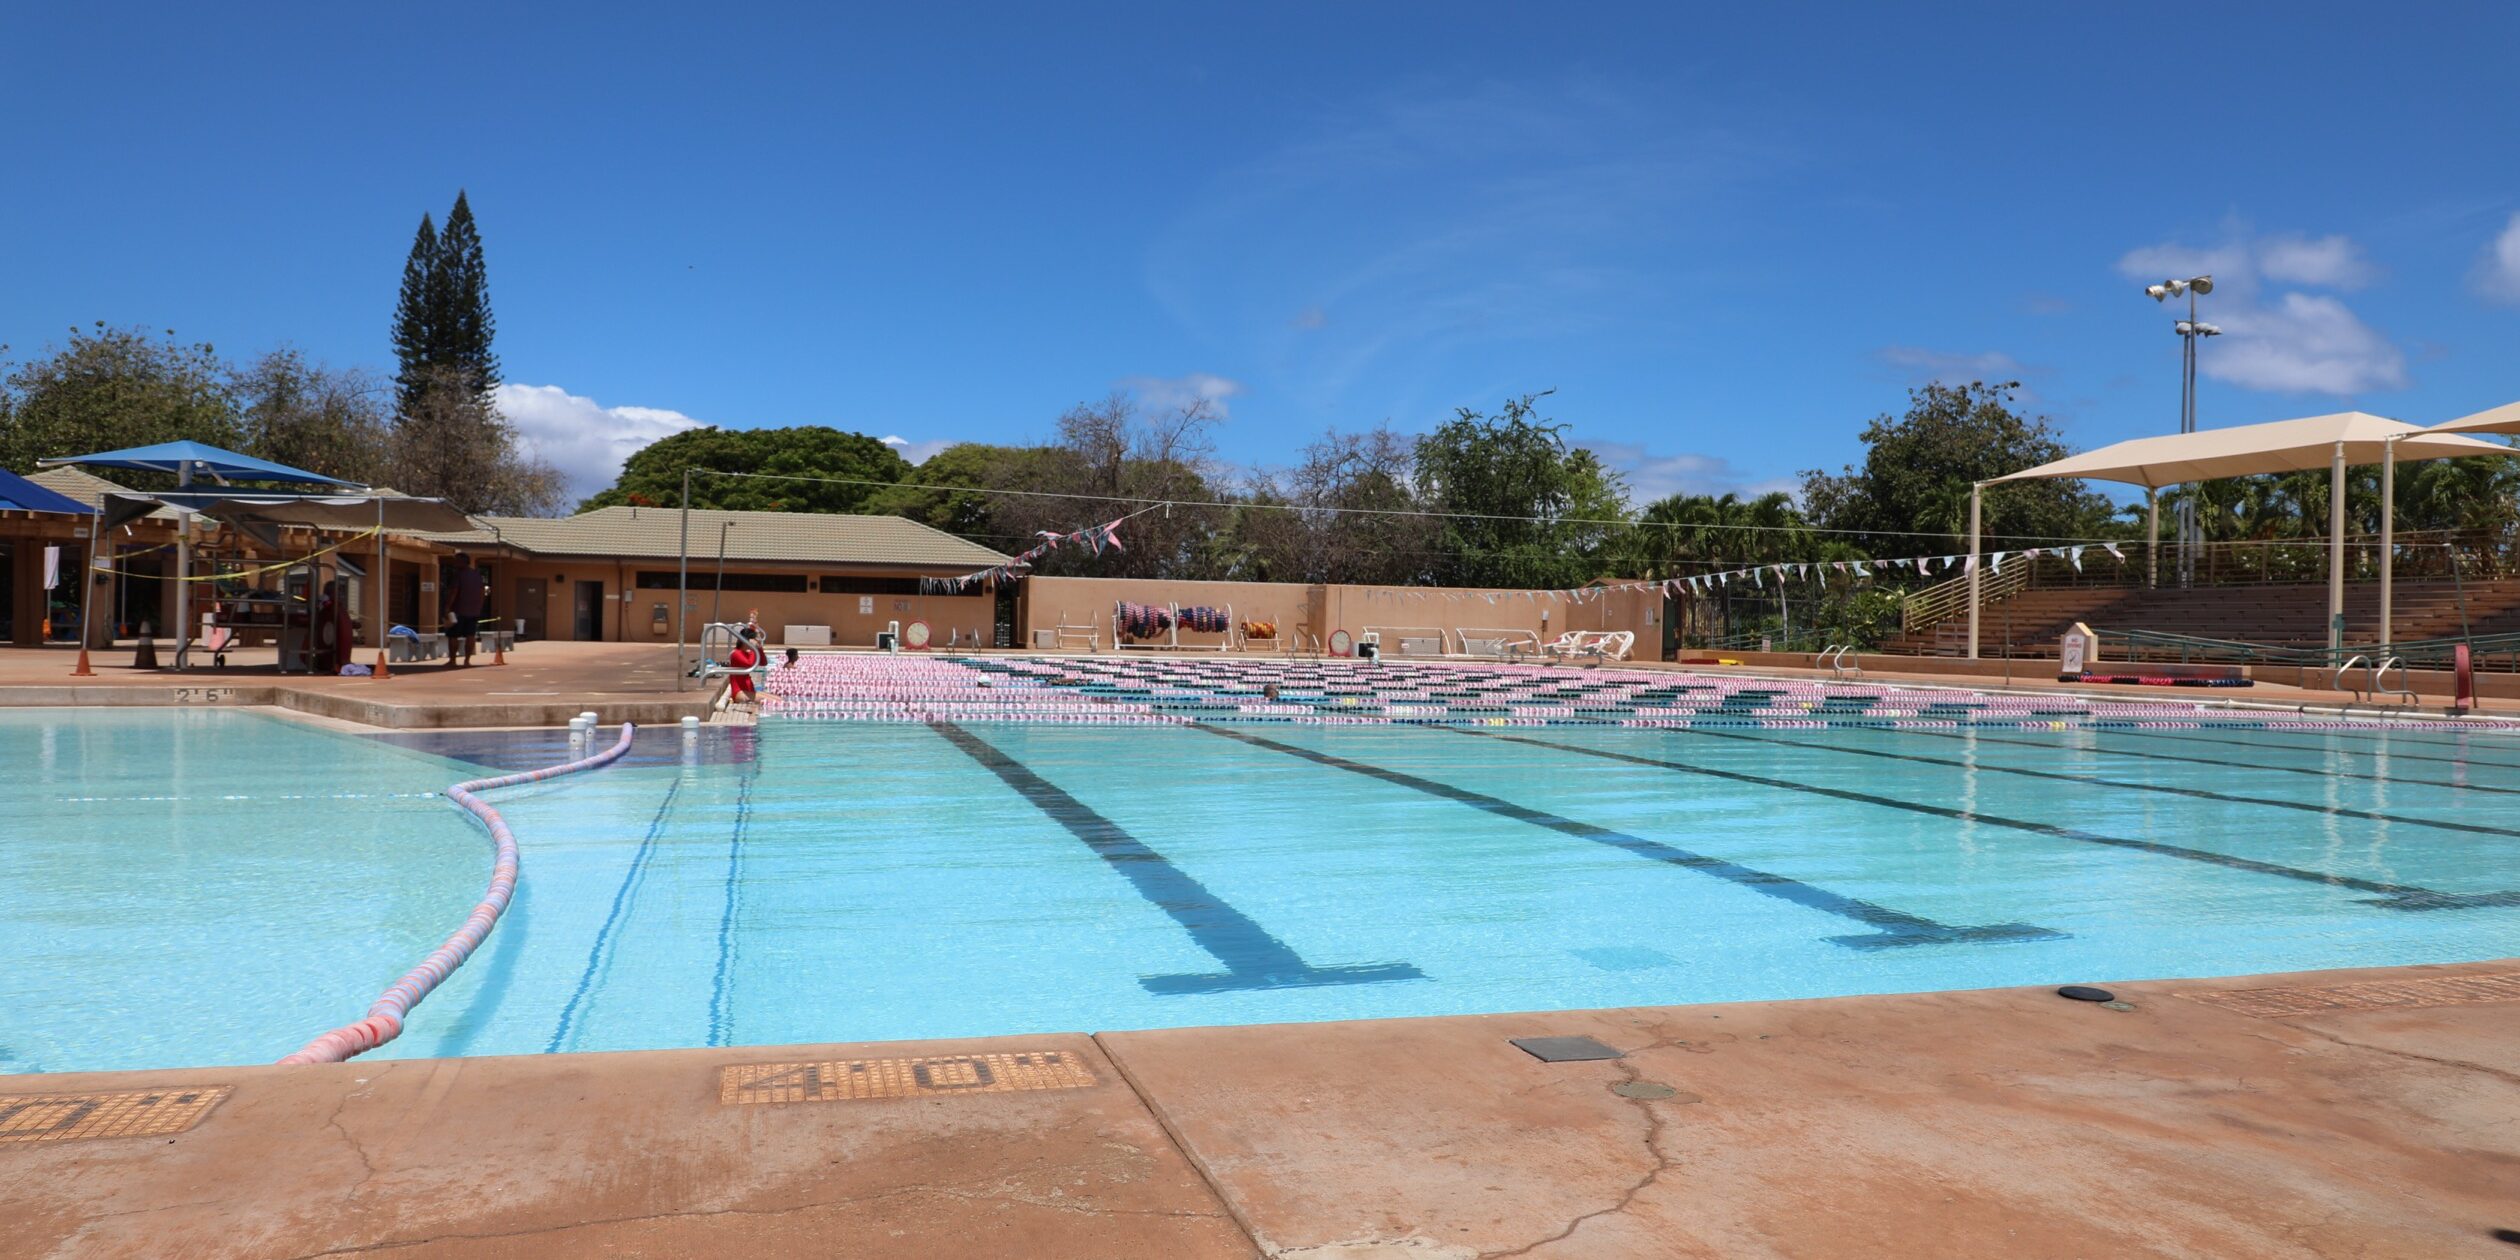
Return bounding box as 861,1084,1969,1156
2103,542,2124,561
1990,551,2007,574
2069,545,2085,572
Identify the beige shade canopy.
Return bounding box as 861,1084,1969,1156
2422,400,2520,437
1989,410,2514,489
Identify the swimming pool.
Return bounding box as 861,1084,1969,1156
5,661,2519,1074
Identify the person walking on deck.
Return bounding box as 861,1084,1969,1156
444,553,489,667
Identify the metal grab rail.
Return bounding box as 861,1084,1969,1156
2369,656,2419,706
1821,644,1862,679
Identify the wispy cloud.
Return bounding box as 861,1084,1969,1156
2472,211,2520,304
1119,372,1245,419
2115,225,2406,396
1578,440,1798,505
497,383,701,504
1876,347,2037,383
1145,79,1780,415
2257,233,2378,289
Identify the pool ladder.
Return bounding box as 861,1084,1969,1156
1820,644,1862,680
2332,653,2417,706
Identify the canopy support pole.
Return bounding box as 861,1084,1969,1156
2379,437,2397,654
1965,481,1982,660
374,498,388,653
2328,441,2347,658
2145,489,2159,590
172,463,191,671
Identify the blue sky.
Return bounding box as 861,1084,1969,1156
6,4,2520,505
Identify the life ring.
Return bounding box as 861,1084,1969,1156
903,620,933,650
1328,629,1352,657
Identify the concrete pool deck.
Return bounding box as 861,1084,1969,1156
4,640,2518,728
7,959,2517,1258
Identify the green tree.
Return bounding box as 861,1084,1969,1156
1413,392,1629,589
1799,380,2122,555
580,425,913,514
389,213,439,419
232,348,393,484
436,191,499,398
863,442,1027,539
0,324,240,475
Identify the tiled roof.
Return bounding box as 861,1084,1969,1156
433,505,1010,568
27,466,132,509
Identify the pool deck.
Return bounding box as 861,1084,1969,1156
2,641,2516,728
8,959,2517,1258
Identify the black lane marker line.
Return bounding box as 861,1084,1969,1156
1195,724,2060,950
2110,727,2520,774
1458,727,2520,913
1875,726,2520,798
930,722,1422,995
1796,724,2520,841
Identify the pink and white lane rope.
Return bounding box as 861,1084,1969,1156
278,724,640,1065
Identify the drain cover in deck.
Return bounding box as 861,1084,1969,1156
0,1086,230,1144
1510,1035,1624,1063
721,1050,1096,1105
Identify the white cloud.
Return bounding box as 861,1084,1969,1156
1578,440,1798,504
496,383,702,504
2207,293,2407,394
1119,372,1245,419
879,435,954,464
2472,212,2520,304
2258,233,2376,289
2115,227,2405,397
1876,347,2035,383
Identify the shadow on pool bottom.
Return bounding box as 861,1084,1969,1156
367,724,759,772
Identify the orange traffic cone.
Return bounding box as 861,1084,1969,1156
491,636,507,666
373,649,392,680
71,644,96,677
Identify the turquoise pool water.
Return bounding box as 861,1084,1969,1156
5,703,2519,1073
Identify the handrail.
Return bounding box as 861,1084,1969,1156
1901,561,2030,634
2370,656,2418,705
1822,644,1862,679
280,724,640,1064
2330,654,2370,696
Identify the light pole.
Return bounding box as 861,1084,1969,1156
2144,275,2219,586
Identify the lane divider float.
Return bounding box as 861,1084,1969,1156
278,724,639,1065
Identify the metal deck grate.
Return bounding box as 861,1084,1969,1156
0,1087,230,1144
2184,972,2520,1018
720,1050,1096,1105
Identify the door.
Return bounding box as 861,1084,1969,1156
574,580,604,641
516,578,547,640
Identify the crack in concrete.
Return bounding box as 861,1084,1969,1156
2278,1022,2520,1089
1477,1035,1693,1260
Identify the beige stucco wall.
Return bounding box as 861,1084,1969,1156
1020,576,1662,655
479,556,993,647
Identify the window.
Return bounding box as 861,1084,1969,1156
636,571,810,592
819,576,922,595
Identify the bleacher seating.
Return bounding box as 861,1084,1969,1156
1881,578,2520,657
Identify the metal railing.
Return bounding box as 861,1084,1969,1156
2090,626,2520,673
1898,530,2520,638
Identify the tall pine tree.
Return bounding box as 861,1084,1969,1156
384,191,557,514
435,191,499,398
388,191,499,414
389,213,438,418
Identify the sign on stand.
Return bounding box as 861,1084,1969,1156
2059,622,2096,680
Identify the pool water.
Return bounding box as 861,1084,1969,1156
5,691,2520,1074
